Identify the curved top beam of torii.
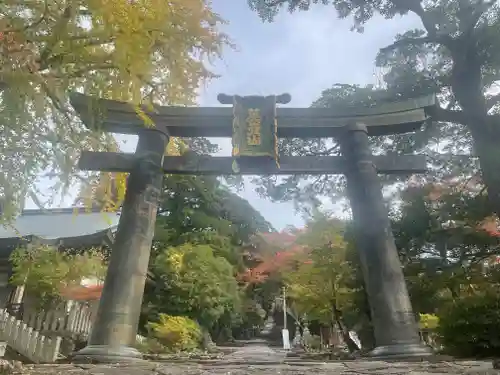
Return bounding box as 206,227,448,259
217,93,292,105
69,92,437,138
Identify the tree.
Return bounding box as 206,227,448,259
10,244,106,308
240,239,303,284
238,230,307,318
145,243,241,332
141,168,273,341
248,0,500,220
284,214,362,351
153,172,273,269
392,179,500,310
73,137,186,212
0,0,228,221
241,213,366,350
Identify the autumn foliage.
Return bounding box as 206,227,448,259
9,245,107,307
0,0,228,220
239,231,309,284
60,284,103,301
406,175,500,238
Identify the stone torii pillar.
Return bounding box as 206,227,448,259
73,128,169,362
340,122,431,358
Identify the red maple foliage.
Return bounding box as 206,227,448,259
479,216,500,237
407,177,500,238
59,284,103,301
239,230,310,285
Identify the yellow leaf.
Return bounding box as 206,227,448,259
1,0,229,222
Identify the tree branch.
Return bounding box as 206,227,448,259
38,5,74,69
428,104,500,127
461,0,496,35
264,0,288,6
403,0,438,35
5,0,49,34
54,63,118,79
427,105,469,125
310,144,339,156
388,0,455,52
379,2,458,54
38,36,116,71
379,35,449,54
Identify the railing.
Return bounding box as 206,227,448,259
23,301,93,338
420,328,442,350
0,308,61,363
136,334,146,344
1,300,149,363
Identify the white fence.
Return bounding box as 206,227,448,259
1,302,147,363
136,334,146,344
23,301,93,338
0,308,61,363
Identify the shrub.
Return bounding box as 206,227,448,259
437,292,500,358
418,314,440,349
307,334,323,351
134,337,167,354
147,314,202,352
419,313,439,330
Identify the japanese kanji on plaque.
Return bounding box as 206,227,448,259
230,95,281,166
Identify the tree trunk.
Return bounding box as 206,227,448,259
201,327,217,352
331,303,358,353
469,121,500,219
450,42,500,218
335,317,358,353
447,284,460,300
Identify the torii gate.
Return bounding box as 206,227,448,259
69,92,435,362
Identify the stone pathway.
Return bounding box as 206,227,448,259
220,339,286,364
17,359,500,374
5,341,500,374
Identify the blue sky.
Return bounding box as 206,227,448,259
26,1,422,231
194,0,421,230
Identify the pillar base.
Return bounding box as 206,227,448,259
71,345,143,364
366,343,433,360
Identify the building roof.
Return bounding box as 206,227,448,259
0,208,120,249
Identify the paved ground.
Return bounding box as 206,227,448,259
8,341,500,374
221,339,287,363
18,360,499,375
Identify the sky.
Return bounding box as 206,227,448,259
26,0,422,231
194,0,421,230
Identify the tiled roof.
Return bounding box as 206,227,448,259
0,208,120,242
